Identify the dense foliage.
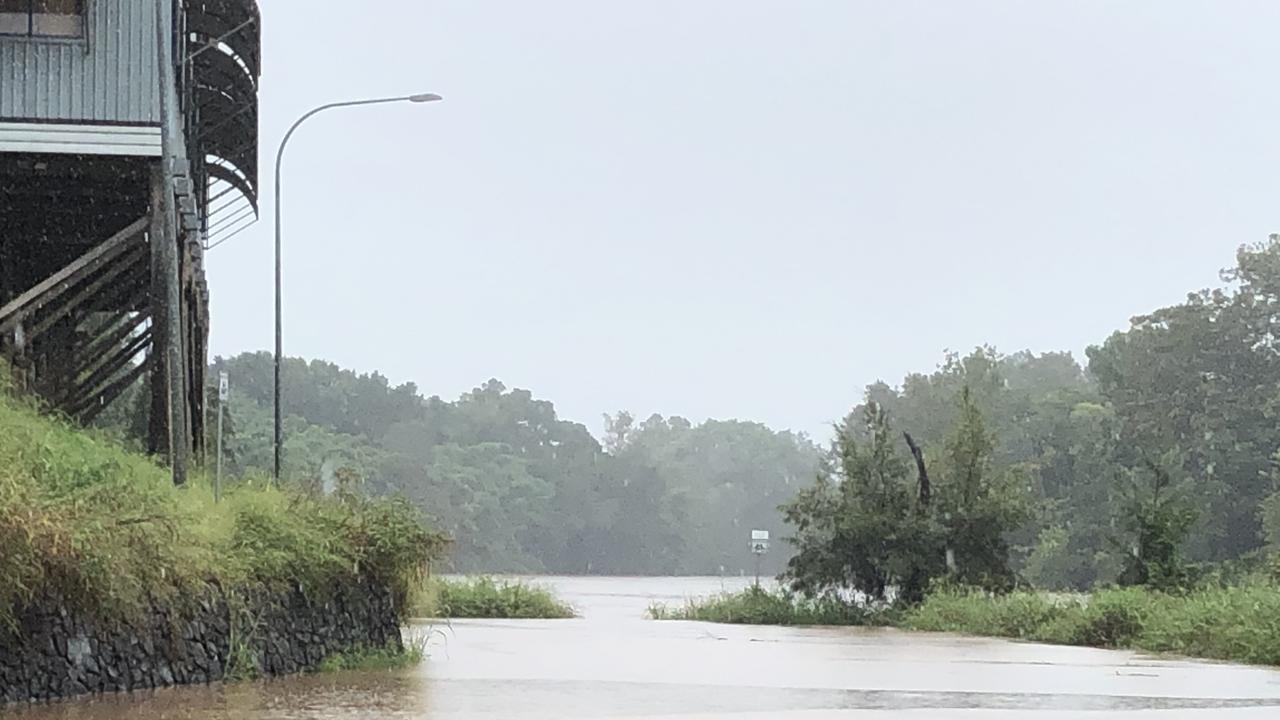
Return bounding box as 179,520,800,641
782,390,1029,602
109,361,820,576
781,237,1280,594
85,237,1280,589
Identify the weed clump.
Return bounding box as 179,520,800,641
415,577,574,619
315,639,426,673
648,586,889,626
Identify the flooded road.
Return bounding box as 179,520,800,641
9,576,1280,719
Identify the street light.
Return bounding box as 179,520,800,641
273,93,443,482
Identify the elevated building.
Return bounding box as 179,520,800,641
0,0,260,481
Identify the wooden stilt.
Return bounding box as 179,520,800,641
148,162,190,484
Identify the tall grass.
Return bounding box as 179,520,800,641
314,637,427,673
648,586,891,626
0,378,447,633
646,579,1280,666
411,577,574,619
903,584,1280,666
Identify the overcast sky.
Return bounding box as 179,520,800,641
206,0,1280,440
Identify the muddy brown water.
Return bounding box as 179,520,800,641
8,576,1280,719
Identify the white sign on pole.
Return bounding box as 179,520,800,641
750,529,770,555
218,371,229,401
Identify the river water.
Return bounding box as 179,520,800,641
8,576,1280,719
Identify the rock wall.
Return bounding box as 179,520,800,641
0,579,401,704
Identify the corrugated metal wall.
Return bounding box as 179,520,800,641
0,0,160,124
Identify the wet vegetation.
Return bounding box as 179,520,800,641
651,581,1280,666
79,238,1280,594
647,586,885,626
96,362,819,578
903,583,1280,666
0,370,446,635
413,577,574,619
653,239,1280,667
315,639,427,673
11,224,1280,665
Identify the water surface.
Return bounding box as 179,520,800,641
10,576,1280,719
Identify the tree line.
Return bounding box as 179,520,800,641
784,236,1280,597
93,237,1280,587
95,356,820,576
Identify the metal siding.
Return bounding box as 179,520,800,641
0,0,159,124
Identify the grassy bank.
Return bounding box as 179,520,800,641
649,582,1280,666
903,584,1280,666
0,377,446,634
648,586,891,626
411,576,575,619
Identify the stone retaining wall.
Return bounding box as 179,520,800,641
0,579,400,704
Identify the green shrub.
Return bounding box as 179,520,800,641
904,587,1152,647
1061,588,1151,647
902,583,1280,666
1137,584,1280,666
423,577,574,619
903,588,1064,638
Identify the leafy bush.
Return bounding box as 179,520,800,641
421,577,574,619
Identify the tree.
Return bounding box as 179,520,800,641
1115,455,1196,591
381,442,552,572
782,403,936,601
620,415,820,575
602,410,635,453
935,387,1031,592
1263,462,1280,553
847,348,1113,589
1020,401,1122,589
1088,238,1280,563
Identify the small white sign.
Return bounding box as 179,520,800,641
218,371,229,401
751,530,770,541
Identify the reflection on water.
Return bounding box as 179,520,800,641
9,576,1280,719
3,673,428,720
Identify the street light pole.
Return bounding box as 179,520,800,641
273,93,442,482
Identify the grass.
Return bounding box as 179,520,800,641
0,373,447,635
902,584,1280,666
410,576,575,619
646,579,1280,667
648,585,893,626
314,638,426,673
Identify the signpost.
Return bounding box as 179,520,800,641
750,529,770,588
215,371,228,503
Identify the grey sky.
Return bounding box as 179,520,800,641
207,1,1280,440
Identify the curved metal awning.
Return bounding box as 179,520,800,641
183,0,260,239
